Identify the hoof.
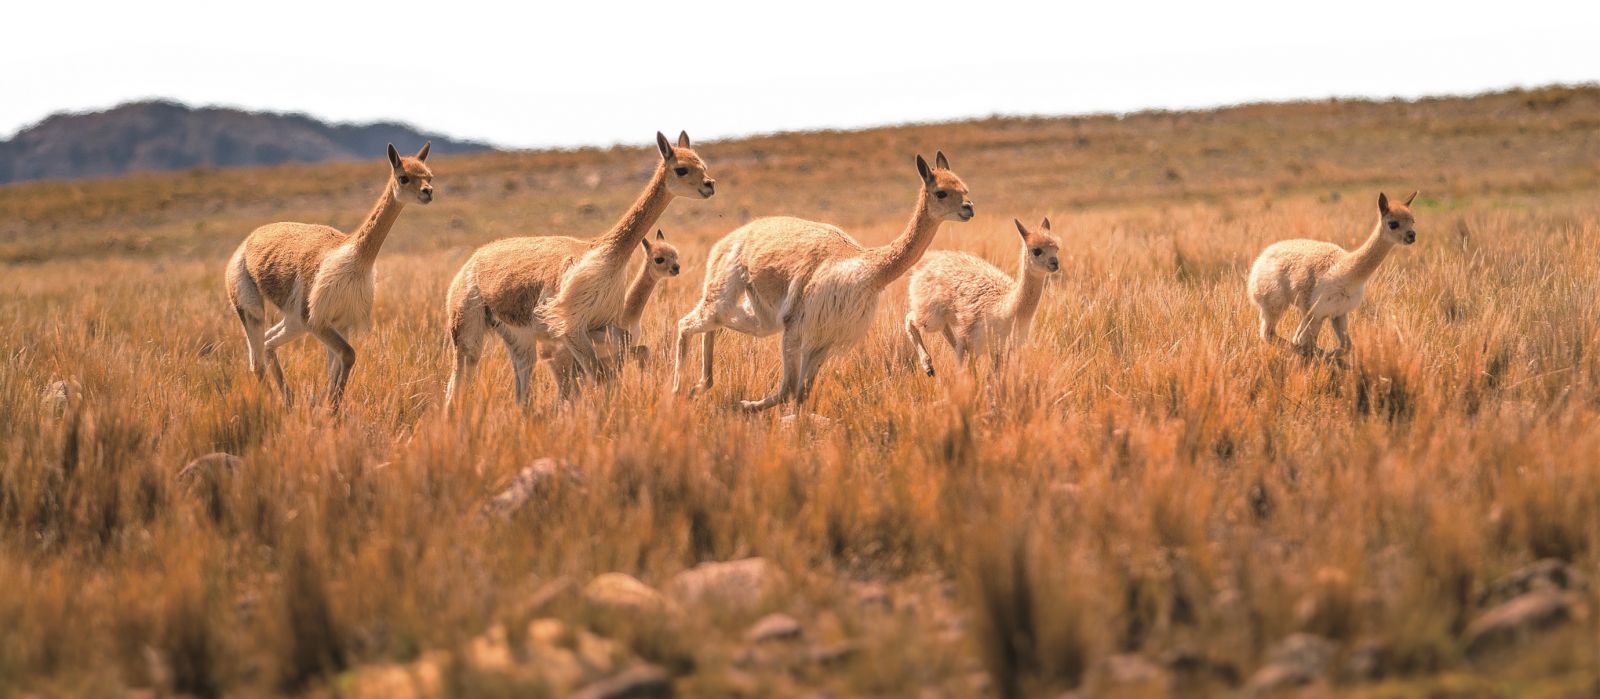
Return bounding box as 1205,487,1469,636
739,399,771,413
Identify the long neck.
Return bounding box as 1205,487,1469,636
1004,252,1047,328
1337,220,1396,283
351,185,405,265
620,262,660,326
864,191,942,287
591,165,673,255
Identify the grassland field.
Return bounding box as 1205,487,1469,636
2,86,1600,697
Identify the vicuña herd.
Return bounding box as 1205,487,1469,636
225,135,1419,414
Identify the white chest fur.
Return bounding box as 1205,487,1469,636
308,245,376,334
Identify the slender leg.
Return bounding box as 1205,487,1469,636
310,327,355,414
262,324,307,407
1329,315,1353,357
1257,303,1288,347
237,309,267,378
673,313,698,396
795,346,831,405
493,325,539,407
674,306,719,396
906,316,935,377
445,348,480,415
698,331,718,393
1291,314,1325,356
741,328,801,412
445,292,489,414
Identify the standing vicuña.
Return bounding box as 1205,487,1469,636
673,151,974,411
905,216,1061,376
1248,191,1419,356
226,143,434,412
444,132,712,410
540,229,683,378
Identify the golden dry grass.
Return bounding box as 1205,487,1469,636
2,86,1600,697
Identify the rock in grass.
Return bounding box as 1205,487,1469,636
175,452,242,487
585,573,673,616
1477,559,1587,609
483,458,580,519
1244,633,1334,695
1464,589,1578,661
40,379,82,417
572,663,672,699
668,558,785,609
744,613,802,643
1094,653,1169,692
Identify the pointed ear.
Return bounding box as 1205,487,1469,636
1404,190,1418,206
387,143,402,169
934,151,950,170
677,131,691,148
1040,216,1052,232
1013,218,1028,239
415,141,431,161
656,229,665,240
656,132,675,162
915,154,933,185
1378,192,1390,216
641,236,652,253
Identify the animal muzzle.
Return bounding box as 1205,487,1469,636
670,263,681,275
418,189,434,204
1403,231,1416,244
699,180,716,198
1048,259,1060,272
958,202,975,221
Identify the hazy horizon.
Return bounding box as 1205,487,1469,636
10,0,1599,149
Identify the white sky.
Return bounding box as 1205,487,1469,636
7,1,1598,148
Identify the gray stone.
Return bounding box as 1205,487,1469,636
745,613,803,643
572,664,673,699
483,458,581,519
1244,633,1334,695
175,452,242,487
1096,653,1168,689
1464,589,1577,660
585,573,674,616
668,558,785,609
1478,559,1587,609
40,379,81,417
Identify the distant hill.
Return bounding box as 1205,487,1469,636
0,101,494,184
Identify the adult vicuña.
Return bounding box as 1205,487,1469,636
673,151,974,411
539,229,683,389
1248,191,1419,356
905,216,1061,376
444,132,712,410
226,143,434,412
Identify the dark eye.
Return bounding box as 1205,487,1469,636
654,257,665,264
398,175,410,184
1032,248,1042,256
934,191,948,199
674,167,689,177
1387,220,1399,230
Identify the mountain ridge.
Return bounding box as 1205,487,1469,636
0,100,493,185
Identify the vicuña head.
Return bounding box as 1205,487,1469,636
1014,217,1062,275
641,229,681,278
387,142,434,205
1378,191,1418,245
657,131,715,199
917,151,974,222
